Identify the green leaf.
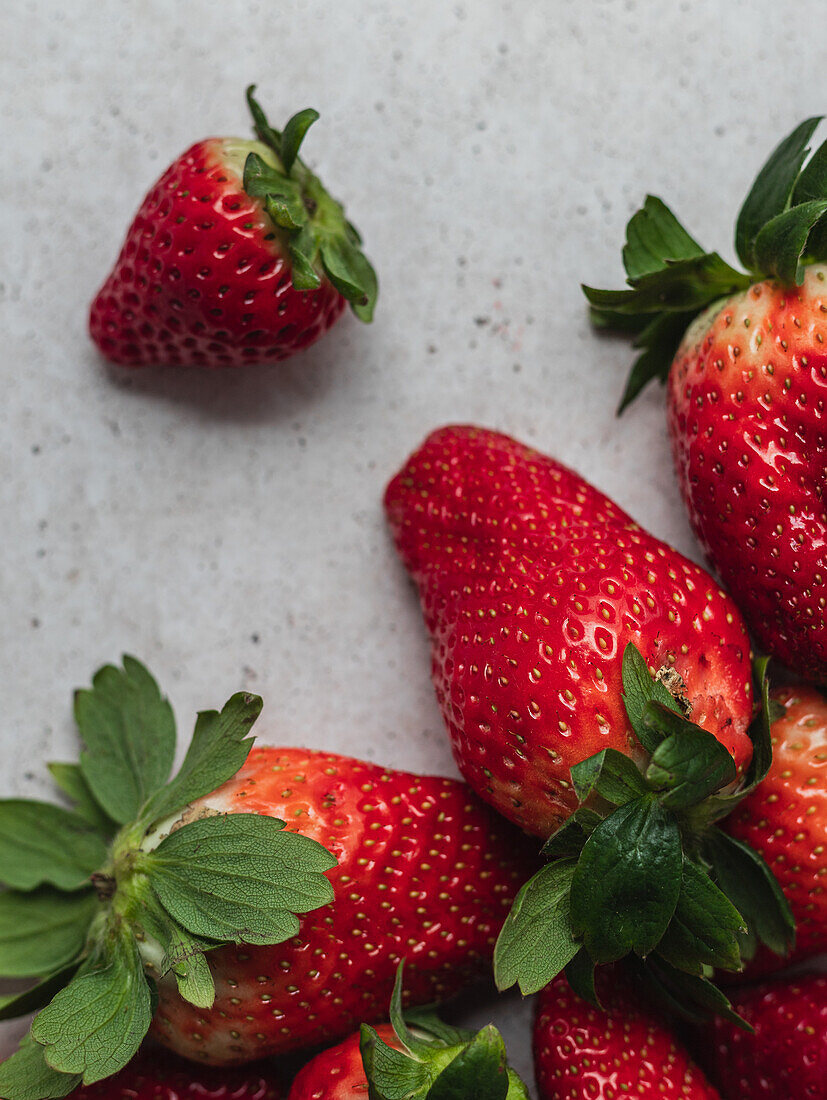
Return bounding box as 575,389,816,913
753,199,827,284
76,656,176,826
564,948,600,1009
343,247,379,323
320,237,370,301
622,195,705,280
288,228,323,290
620,644,682,753
643,955,749,1028
493,860,579,995
0,1036,81,1100
736,117,823,271
386,961,432,1059
360,1024,431,1100
569,795,682,962
428,1027,509,1100
570,748,648,806
0,887,98,978
706,830,795,958
245,84,283,155
0,958,84,1022
166,924,215,1009
48,763,116,835
657,859,744,974
31,931,152,1083
541,808,601,859
617,311,696,413
589,306,651,334
793,137,827,261
583,253,750,315
242,153,308,229
645,708,737,809
0,800,108,891
144,813,336,944
280,108,320,175
141,692,262,825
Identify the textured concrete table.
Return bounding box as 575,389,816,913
1,0,824,1088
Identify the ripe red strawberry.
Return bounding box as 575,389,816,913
701,973,827,1098
0,660,533,1100
385,424,754,839
287,1025,398,1100
150,745,535,1064
723,684,827,975
65,1048,283,1100
90,87,376,368
385,426,796,1010
534,971,721,1099
585,119,827,680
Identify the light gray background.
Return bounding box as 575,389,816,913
1,0,824,1089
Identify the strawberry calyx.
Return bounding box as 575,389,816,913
493,645,794,1024
0,658,337,1100
583,118,827,410
235,85,378,321
360,964,530,1100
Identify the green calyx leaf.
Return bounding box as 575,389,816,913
0,657,340,1099
586,118,827,408
656,858,745,974
644,704,737,809
493,860,579,994
620,643,684,752
360,963,528,1100
242,86,378,320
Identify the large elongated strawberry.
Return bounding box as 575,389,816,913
288,965,530,1099
700,973,827,1098
584,119,827,680
89,87,376,368
0,658,533,1100
534,971,722,1099
385,426,794,1010
722,684,827,976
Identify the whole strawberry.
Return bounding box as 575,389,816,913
534,971,722,1100
0,659,533,1100
151,745,534,1065
722,684,827,975
585,119,827,680
289,965,530,1098
62,1048,283,1100
701,973,827,1098
385,426,794,1010
90,87,376,368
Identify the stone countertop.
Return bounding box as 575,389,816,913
1,0,824,1089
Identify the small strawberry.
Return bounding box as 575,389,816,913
62,1048,283,1100
385,425,794,1010
90,87,376,368
584,119,827,680
534,971,722,1100
701,973,827,1098
288,965,530,1099
0,658,534,1100
722,684,827,976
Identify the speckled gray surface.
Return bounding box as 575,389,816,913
1,0,825,1087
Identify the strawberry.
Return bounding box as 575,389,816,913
534,971,722,1099
289,965,530,1099
0,658,533,1100
722,684,827,975
701,973,827,1098
62,1048,283,1100
385,425,795,1011
584,119,827,681
151,745,535,1065
89,87,376,368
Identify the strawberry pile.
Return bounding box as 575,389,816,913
2,95,826,1100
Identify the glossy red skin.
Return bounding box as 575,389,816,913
703,974,827,1098
667,266,827,680
67,1047,282,1100
287,1025,397,1099
534,973,720,1100
150,746,535,1065
384,425,754,837
724,685,827,977
89,139,346,367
